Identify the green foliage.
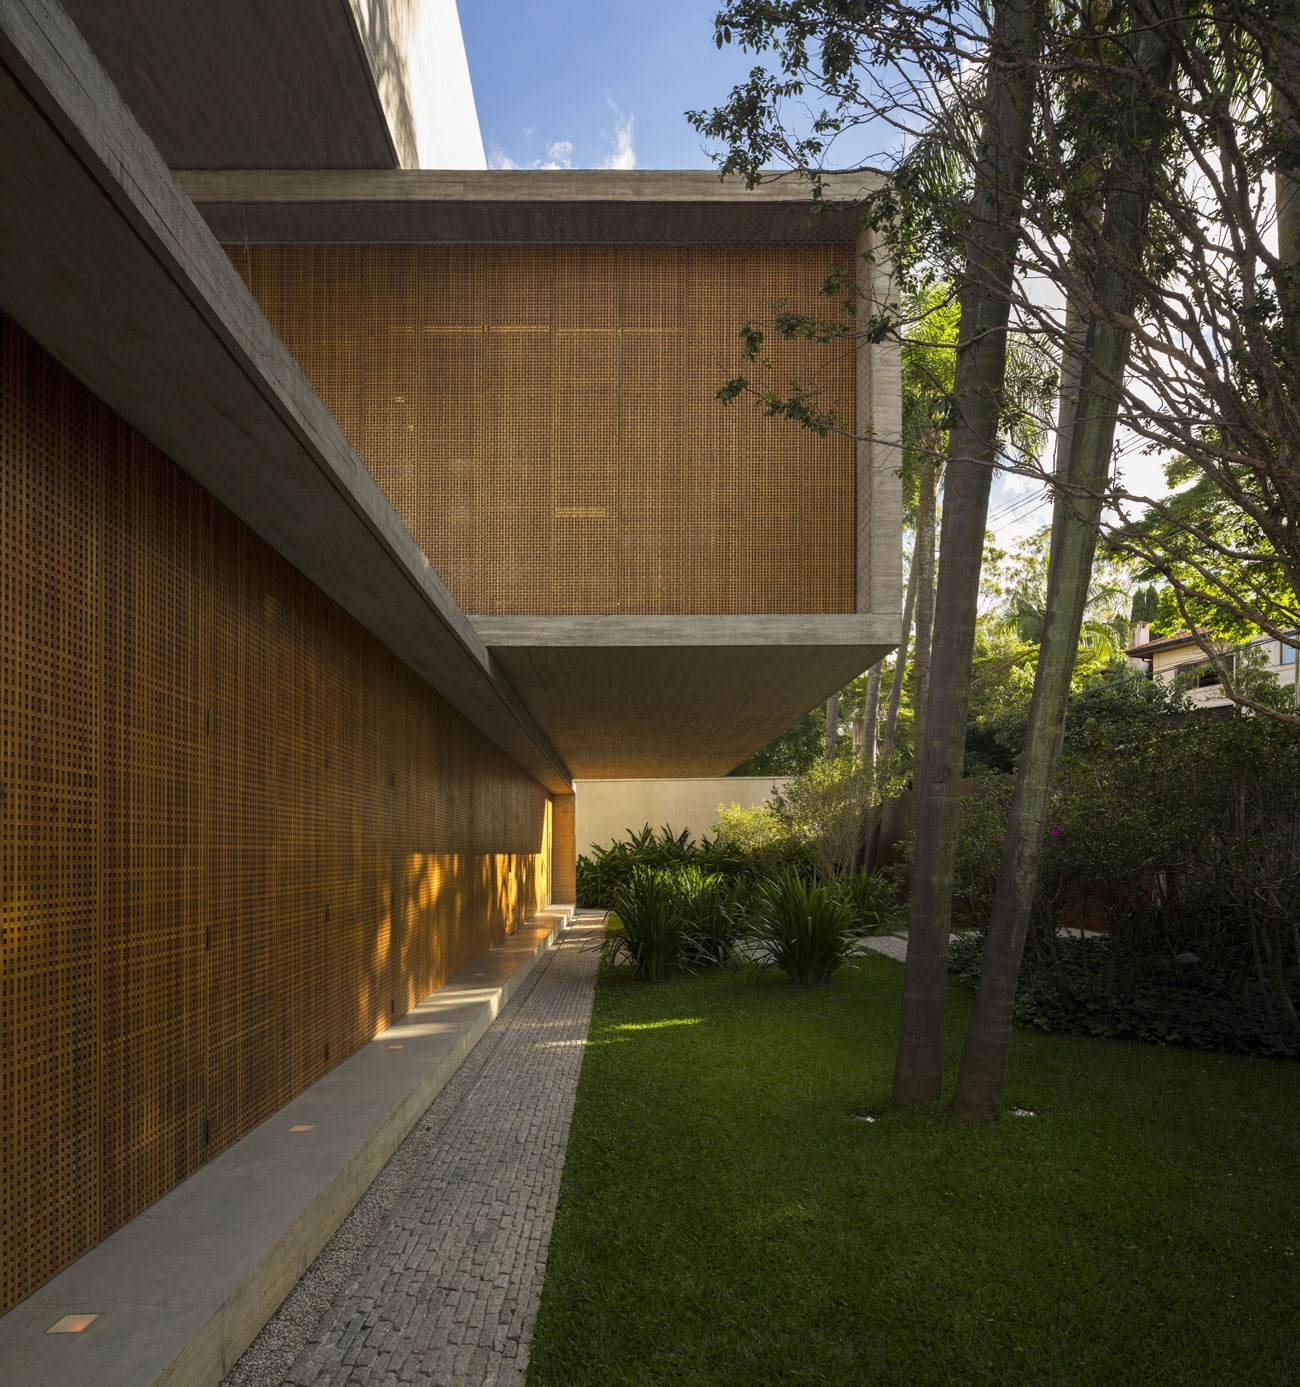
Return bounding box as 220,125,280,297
676,868,740,970
952,696,1300,1050
575,824,748,908
607,868,691,982
1110,466,1299,649
965,662,1189,774
717,753,892,884
1130,584,1161,624
750,868,859,984
950,936,1299,1060
729,704,825,776
836,865,903,936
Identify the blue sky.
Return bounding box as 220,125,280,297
460,2,754,171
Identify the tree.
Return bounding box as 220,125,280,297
693,0,1046,1105
954,0,1182,1118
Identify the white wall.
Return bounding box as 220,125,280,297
575,777,792,856
348,0,486,169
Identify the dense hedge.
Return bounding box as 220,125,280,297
950,934,1300,1060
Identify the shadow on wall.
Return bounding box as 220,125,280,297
351,0,417,167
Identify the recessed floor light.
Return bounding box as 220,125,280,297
387,1044,404,1050
47,1314,99,1334
852,1111,880,1123
1010,1107,1039,1118
289,1123,316,1133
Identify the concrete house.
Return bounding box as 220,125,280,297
0,0,901,1347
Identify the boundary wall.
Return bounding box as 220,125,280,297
575,777,792,855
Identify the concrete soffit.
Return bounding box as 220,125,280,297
178,168,886,244
0,0,571,793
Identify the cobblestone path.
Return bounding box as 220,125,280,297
223,917,604,1387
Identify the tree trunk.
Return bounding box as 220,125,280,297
893,0,1042,1107
952,10,1177,1120
862,661,883,768
825,691,840,757
880,556,919,764
911,452,938,773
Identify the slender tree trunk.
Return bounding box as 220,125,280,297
911,452,938,773
851,660,885,871
880,556,919,764
862,661,883,770
953,10,1176,1120
893,0,1042,1106
866,561,919,871
825,691,840,756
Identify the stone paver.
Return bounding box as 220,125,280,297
859,933,961,962
223,916,604,1387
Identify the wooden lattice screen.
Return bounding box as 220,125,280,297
0,314,553,1314
226,243,857,615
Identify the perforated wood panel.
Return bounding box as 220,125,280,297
0,315,552,1314
226,243,856,615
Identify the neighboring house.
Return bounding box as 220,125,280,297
1126,622,1299,707
0,0,902,1316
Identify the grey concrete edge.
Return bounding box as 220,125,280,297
472,612,902,648
0,907,579,1387
0,0,571,795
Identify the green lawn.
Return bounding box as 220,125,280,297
528,951,1300,1387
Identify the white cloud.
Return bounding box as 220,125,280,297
487,143,521,170
546,140,574,163
600,100,636,170
522,125,534,139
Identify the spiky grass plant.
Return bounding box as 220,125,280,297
677,867,737,969
608,868,689,981
752,869,858,984
838,866,902,936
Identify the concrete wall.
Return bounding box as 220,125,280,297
575,777,792,855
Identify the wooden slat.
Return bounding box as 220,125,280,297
0,314,553,1315
227,242,857,616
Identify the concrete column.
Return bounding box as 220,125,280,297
855,223,904,618
551,792,577,905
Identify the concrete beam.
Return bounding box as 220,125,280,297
0,0,571,793
178,168,884,244
474,618,896,779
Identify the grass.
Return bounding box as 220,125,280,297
527,952,1300,1387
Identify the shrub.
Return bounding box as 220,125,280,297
949,699,1300,1051
676,867,738,969
950,934,1300,1060
715,754,903,885
607,868,690,982
750,869,859,984
837,866,901,935
576,823,748,907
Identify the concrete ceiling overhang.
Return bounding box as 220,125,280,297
178,168,884,244
0,0,571,793
176,167,903,779
58,0,400,169
473,617,899,779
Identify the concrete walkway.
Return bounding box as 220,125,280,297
224,916,605,1387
